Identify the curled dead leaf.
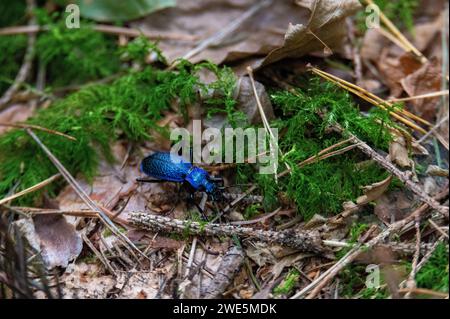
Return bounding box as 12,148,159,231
389,135,411,168
356,175,393,206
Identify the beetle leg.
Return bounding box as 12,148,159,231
168,184,183,214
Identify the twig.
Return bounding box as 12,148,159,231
330,123,449,217
0,174,60,206
0,122,76,141
389,90,449,102
290,188,448,299
201,246,244,299
417,115,449,150
171,0,272,67
428,219,449,239
404,218,421,298
25,129,146,261
0,24,198,41
128,212,328,254
0,0,36,111
310,67,430,134
247,66,288,181
185,237,198,278
398,288,448,298
81,233,116,275
415,236,446,274
362,0,427,63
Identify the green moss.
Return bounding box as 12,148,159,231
0,35,27,94
416,243,449,293
35,10,121,87
0,0,26,28
200,62,246,127
244,78,394,219
273,269,300,296
357,0,418,33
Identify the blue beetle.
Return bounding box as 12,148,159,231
137,152,222,217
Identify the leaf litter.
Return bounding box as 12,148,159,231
0,0,448,300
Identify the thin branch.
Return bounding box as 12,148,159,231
129,211,328,254
389,90,449,102
0,0,36,111
330,123,449,217
25,129,146,261
0,174,61,206
291,188,448,299
0,24,198,41
362,0,427,63
0,122,76,141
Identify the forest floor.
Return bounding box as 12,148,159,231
0,0,448,299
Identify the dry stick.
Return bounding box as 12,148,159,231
428,219,449,239
417,114,449,150
185,237,198,278
25,129,146,261
247,66,289,181
415,236,446,273
311,66,432,128
291,189,448,299
171,0,272,68
201,246,244,299
81,233,116,275
9,205,441,256
0,122,76,141
376,26,412,54
311,67,431,131
0,0,36,111
389,90,450,103
331,124,448,217
363,0,427,63
398,288,448,298
129,211,327,254
0,24,198,41
322,239,443,256
9,206,98,218
0,174,61,206
404,218,421,298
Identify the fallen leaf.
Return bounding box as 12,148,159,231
389,135,411,168
131,0,359,68
261,0,361,67
378,51,422,97
426,165,449,177
401,58,442,121
374,190,413,223
56,262,115,299
356,175,393,206
14,216,82,269
0,104,34,135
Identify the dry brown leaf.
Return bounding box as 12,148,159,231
360,28,389,61
374,190,413,223
356,175,393,206
15,216,82,269
401,58,442,121
412,13,443,52
131,0,359,68
0,104,34,135
426,165,449,177
378,51,423,97
389,135,411,168
132,0,308,65
261,0,361,67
